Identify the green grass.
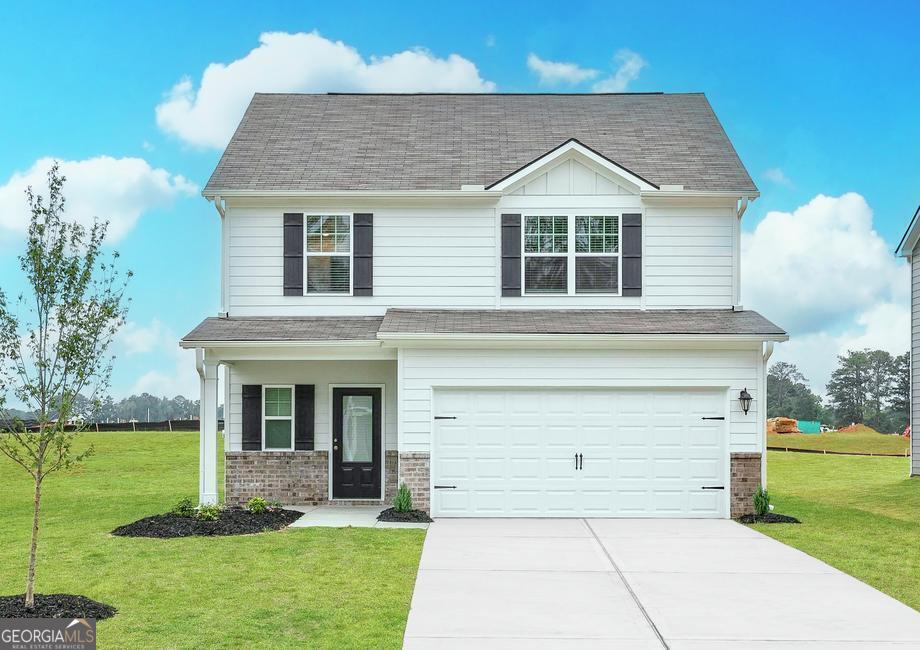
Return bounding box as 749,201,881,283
767,427,909,455
0,432,425,648
750,451,920,610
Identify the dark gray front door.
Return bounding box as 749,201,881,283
332,387,381,499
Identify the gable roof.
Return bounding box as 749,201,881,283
204,93,757,195
896,204,920,257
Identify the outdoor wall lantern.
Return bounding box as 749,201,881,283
739,388,753,415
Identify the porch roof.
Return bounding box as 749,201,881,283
180,316,384,345
377,308,787,338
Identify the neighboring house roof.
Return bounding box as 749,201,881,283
896,204,920,257
204,93,757,195
378,309,786,337
181,309,786,345
180,316,384,345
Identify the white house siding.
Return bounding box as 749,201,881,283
912,248,920,475
226,206,498,316
644,204,737,308
399,346,763,455
226,360,397,452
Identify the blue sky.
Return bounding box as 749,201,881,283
1,1,918,399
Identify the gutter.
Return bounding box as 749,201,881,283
375,332,789,343
179,339,385,349
202,189,502,200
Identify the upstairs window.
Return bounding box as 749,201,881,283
523,214,620,295
306,215,351,293
523,216,568,294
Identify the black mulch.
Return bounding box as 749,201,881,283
111,507,303,538
0,594,117,619
737,513,801,524
377,507,433,523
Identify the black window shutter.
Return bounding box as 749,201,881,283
353,213,373,296
241,384,262,450
501,213,522,296
294,385,315,450
621,213,642,297
283,213,304,296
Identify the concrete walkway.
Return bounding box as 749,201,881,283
287,505,429,529
404,518,920,648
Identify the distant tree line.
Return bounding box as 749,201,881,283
5,393,223,424
768,349,909,433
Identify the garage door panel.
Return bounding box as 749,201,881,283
432,388,727,517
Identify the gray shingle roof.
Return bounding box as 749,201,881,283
205,93,757,194
378,309,785,337
181,316,384,343
181,309,785,345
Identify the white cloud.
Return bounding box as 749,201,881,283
0,156,197,243
763,167,793,187
114,319,199,399
527,53,598,85
156,31,496,149
741,193,908,335
592,49,647,92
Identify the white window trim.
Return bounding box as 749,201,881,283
522,212,623,297
304,213,354,296
262,384,295,451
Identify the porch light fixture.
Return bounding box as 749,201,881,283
739,388,753,415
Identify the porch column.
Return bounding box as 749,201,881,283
199,359,220,505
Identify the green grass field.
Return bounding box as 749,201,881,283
0,432,424,649
767,427,909,455
750,451,920,610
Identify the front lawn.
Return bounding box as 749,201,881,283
767,428,909,455
0,431,425,648
750,451,919,611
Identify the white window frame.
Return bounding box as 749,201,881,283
521,211,622,296
304,214,354,296
262,384,295,451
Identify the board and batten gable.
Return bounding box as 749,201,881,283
912,243,920,475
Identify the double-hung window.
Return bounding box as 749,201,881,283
523,214,620,295
306,215,351,293
263,386,294,450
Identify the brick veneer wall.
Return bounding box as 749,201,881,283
225,451,328,505
385,450,398,502
399,452,430,513
730,452,762,517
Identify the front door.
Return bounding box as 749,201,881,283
332,387,382,499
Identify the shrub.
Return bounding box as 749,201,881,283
247,497,269,514
753,486,771,517
267,500,283,510
196,503,223,521
171,496,196,518
394,483,413,513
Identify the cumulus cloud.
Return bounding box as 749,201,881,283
0,156,197,243
763,167,794,187
114,319,199,399
741,193,908,335
527,53,598,85
156,31,496,149
592,49,647,92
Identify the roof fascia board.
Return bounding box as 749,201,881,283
204,189,501,199
641,190,760,202
376,332,788,344
487,139,659,193
896,205,920,257
179,339,384,349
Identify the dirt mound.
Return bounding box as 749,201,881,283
767,417,799,434
0,593,116,619
837,423,880,434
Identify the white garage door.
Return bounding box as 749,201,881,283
431,388,727,518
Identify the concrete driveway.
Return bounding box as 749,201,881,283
404,518,920,648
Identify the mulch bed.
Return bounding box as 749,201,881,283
111,507,303,538
737,513,801,524
377,507,433,523
0,594,117,619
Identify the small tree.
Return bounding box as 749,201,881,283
0,164,130,608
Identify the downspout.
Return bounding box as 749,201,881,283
761,341,775,489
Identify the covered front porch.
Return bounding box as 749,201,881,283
181,316,417,509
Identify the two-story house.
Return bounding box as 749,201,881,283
181,92,787,518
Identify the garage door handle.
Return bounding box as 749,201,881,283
434,416,457,420
701,486,725,490
701,416,725,420
433,485,456,489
